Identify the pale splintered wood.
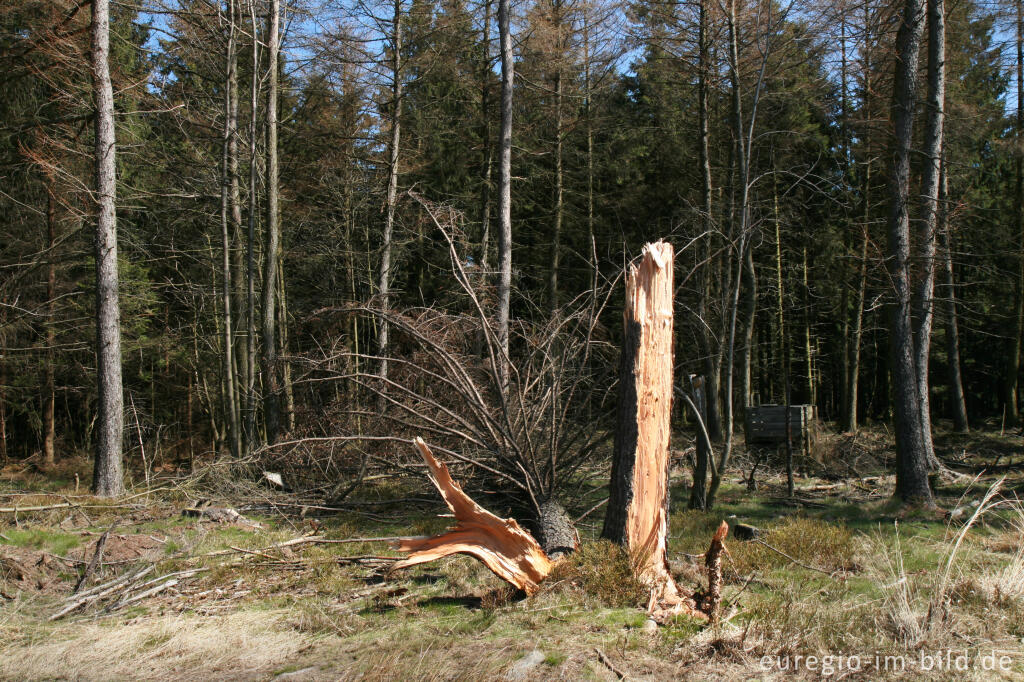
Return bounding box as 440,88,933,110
391,438,553,594
607,241,706,622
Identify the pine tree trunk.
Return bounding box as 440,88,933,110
277,255,295,433
707,0,747,508
913,0,945,470
496,0,514,386
245,0,260,452
43,177,57,469
740,248,756,409
697,0,721,444
220,1,241,460
228,0,246,435
91,0,124,497
604,242,675,545
262,0,281,444
939,167,969,432
478,0,493,271
688,376,710,511
1007,0,1024,425
887,0,933,505
602,242,705,621
378,0,402,382
548,2,563,315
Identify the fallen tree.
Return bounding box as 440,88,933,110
390,241,729,622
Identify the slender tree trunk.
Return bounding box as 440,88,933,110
913,0,945,470
887,0,933,505
220,0,241,460
43,177,57,469
261,0,281,444
229,0,246,433
379,0,402,382
706,0,748,509
845,15,872,432
0,325,6,462
740,248,756,409
688,376,709,511
277,254,295,432
90,0,124,497
548,0,563,315
1006,0,1024,425
496,0,514,385
697,0,720,445
803,247,814,406
245,0,260,451
839,13,850,424
584,10,594,255
479,0,493,271
845,223,868,432
774,187,786,405
939,166,968,432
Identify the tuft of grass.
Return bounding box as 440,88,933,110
737,517,855,575
543,651,566,666
979,497,1024,607
548,539,647,608
2,528,82,556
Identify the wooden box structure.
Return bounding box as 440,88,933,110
744,404,818,458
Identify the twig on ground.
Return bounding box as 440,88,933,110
73,523,116,594
51,566,156,620
594,648,627,679
752,539,839,577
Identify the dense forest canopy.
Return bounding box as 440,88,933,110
1,0,1022,502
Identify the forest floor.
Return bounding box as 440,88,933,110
2,425,1024,681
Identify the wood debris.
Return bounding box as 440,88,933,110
391,438,554,594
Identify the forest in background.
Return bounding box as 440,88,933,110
1,0,1022,505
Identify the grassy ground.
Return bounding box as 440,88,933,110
2,427,1023,680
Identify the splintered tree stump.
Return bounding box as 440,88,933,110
391,438,554,594
602,241,712,622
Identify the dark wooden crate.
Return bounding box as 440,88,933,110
744,404,818,456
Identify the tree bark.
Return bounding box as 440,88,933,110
913,0,945,470
378,0,402,382
43,176,57,469
245,0,260,451
228,0,246,434
496,0,513,387
220,0,241,460
939,166,968,432
478,0,493,271
602,241,705,622
1006,0,1024,425
90,0,124,497
697,0,721,443
706,0,749,509
261,0,281,444
688,376,710,511
887,0,933,505
740,248,756,409
548,0,563,315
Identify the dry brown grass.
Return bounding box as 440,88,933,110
0,609,309,681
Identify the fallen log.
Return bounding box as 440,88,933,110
390,438,554,594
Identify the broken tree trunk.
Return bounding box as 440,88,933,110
602,241,706,622
391,438,554,594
